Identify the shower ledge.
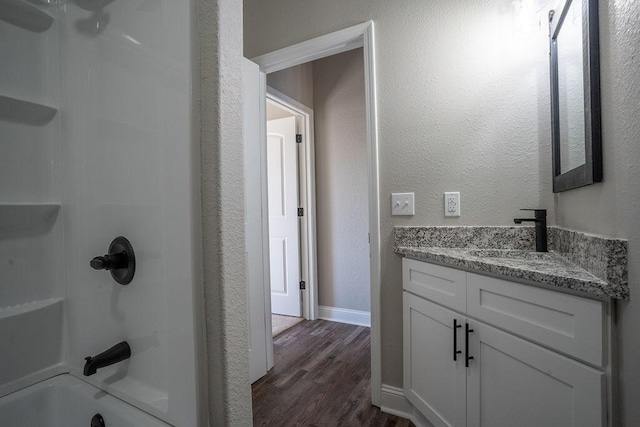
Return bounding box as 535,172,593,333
0,297,63,320
0,203,60,233
0,95,57,126
0,0,53,33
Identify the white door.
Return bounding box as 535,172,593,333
243,58,271,383
467,321,604,427
404,292,467,427
267,116,301,317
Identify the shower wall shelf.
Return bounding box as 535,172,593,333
0,203,60,233
0,95,57,126
0,0,54,32
0,297,63,320
0,297,64,392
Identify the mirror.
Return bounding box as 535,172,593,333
549,0,602,192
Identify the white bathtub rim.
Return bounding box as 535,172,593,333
0,364,174,425
0,363,67,399
0,372,172,426
0,362,173,424
67,367,172,425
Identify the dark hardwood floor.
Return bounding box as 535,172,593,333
252,320,413,426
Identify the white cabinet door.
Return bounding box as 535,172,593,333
467,320,605,427
404,292,467,427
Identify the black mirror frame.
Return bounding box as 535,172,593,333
549,0,602,193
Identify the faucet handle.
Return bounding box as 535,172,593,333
520,208,547,218
90,236,136,285
90,255,112,270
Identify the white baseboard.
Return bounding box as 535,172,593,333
317,305,371,327
380,384,413,417
380,384,434,427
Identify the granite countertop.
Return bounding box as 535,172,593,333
394,226,629,301
395,246,619,299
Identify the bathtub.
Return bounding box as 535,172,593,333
0,374,172,427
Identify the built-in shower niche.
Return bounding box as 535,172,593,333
0,298,65,398
0,204,64,398
0,204,62,306
0,0,65,399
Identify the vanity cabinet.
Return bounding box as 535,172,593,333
403,258,608,427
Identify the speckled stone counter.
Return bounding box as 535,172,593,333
394,226,629,300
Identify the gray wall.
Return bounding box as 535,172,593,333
554,1,640,424
245,0,555,388
313,49,370,312
268,51,370,313
267,62,314,108
244,1,640,423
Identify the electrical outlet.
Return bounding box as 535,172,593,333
391,192,415,216
444,192,460,217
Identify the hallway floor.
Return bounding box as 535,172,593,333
252,319,413,426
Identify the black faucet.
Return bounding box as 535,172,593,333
84,341,131,376
514,209,547,252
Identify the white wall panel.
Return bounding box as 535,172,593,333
59,1,198,425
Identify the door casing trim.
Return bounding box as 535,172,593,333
252,21,381,406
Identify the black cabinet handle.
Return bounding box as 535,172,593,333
465,322,474,367
453,319,462,361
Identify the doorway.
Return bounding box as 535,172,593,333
265,89,317,324
245,21,381,406
265,47,371,333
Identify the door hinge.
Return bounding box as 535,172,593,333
298,207,304,217
299,281,306,290
296,134,302,143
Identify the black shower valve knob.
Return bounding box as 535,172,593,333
90,256,108,270
90,236,136,285
90,253,127,270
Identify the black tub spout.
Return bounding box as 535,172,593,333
84,341,131,376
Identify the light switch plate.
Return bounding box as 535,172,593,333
392,192,415,216
444,192,460,217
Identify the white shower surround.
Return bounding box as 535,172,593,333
0,0,204,425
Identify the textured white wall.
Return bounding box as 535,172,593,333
245,0,555,387
313,49,370,312
199,0,252,425
554,1,640,424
